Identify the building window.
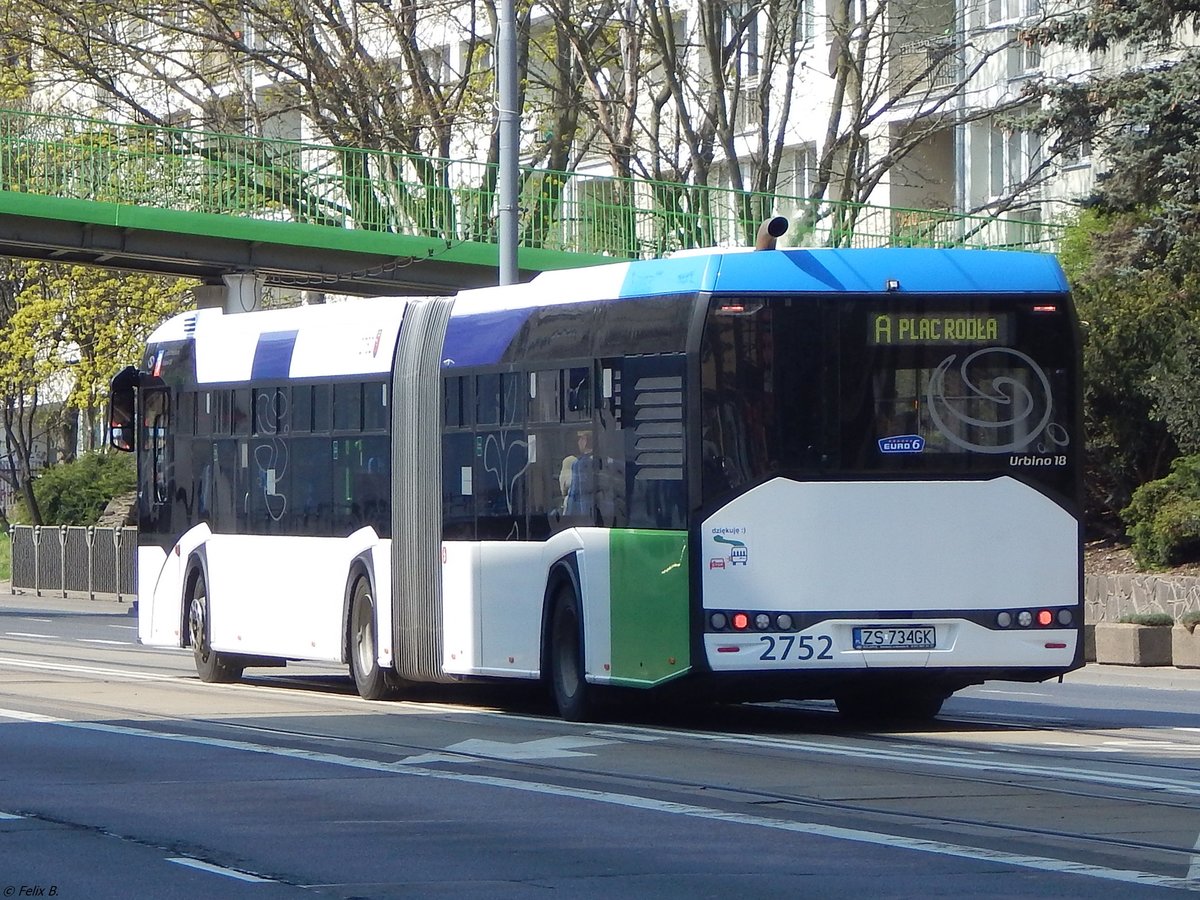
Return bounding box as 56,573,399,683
1061,136,1093,167
1008,34,1041,78
972,120,1044,204
726,1,760,81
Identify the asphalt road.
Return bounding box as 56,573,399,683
0,591,1198,899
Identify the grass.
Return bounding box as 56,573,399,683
0,530,9,583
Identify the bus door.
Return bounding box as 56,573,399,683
138,381,173,539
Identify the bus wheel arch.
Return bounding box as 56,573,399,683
542,557,596,722
184,555,244,684
345,563,399,701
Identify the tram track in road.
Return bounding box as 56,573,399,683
5,692,1199,892
187,711,1200,862
2,636,1199,889
8,686,1200,883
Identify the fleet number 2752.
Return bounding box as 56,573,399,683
758,634,834,662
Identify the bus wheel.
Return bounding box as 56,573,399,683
834,688,945,724
349,576,397,701
187,570,243,684
549,585,595,722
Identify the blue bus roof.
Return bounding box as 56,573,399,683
452,247,1069,315
625,247,1070,297
442,248,1069,367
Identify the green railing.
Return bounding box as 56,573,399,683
0,107,1062,260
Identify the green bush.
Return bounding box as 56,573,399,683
1122,455,1200,569
1182,611,1200,632
16,451,136,526
1116,613,1174,626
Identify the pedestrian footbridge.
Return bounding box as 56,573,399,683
0,108,1060,297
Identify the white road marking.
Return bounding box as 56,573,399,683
1189,832,1200,884
946,711,1072,724
685,731,1200,797
168,857,273,883
976,689,1052,698
589,729,665,742
4,711,1196,893
0,812,24,820
0,658,181,682
18,618,53,624
4,632,54,639
0,708,58,723
77,639,131,646
400,736,613,765
108,624,136,630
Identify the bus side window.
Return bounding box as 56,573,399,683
292,385,313,432
565,367,591,421
108,366,138,452
214,390,233,434
232,388,252,434
500,372,523,426
363,382,388,431
142,389,170,505
528,370,560,424
196,391,215,436
477,373,500,426
334,382,363,432
312,384,332,432
444,376,467,428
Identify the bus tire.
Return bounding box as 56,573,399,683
348,575,397,701
187,569,243,684
548,583,595,722
834,687,945,723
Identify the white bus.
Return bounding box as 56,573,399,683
110,236,1082,721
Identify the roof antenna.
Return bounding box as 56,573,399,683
754,216,789,251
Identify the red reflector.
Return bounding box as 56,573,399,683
1032,305,1058,313
1037,609,1054,627
732,613,750,630
717,646,740,653
1045,642,1067,649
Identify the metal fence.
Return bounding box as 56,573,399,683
0,106,1066,257
9,525,136,600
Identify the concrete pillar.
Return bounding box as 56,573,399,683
194,273,265,313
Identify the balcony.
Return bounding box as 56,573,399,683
891,37,962,100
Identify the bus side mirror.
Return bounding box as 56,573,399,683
109,366,138,453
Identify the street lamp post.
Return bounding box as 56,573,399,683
497,0,519,286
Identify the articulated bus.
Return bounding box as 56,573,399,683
110,233,1082,721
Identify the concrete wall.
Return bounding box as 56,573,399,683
1085,574,1200,624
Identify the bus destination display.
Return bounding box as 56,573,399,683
871,313,1010,346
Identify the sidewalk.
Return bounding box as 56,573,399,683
1064,661,1200,691
0,584,134,616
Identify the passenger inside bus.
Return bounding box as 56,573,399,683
563,430,596,516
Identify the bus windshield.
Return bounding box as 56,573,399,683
699,293,1077,504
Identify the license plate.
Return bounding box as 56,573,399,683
853,626,936,650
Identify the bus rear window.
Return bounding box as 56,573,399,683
838,298,1075,474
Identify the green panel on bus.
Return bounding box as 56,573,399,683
608,530,691,687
